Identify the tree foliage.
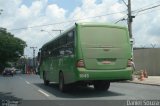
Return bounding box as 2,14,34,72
0,27,26,69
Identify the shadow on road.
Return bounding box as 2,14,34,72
0,92,22,100
34,83,124,99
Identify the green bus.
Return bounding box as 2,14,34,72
38,22,133,92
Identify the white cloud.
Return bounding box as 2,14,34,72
45,4,66,19
132,2,160,47
69,0,126,23
0,0,160,57
0,0,67,57
17,5,30,18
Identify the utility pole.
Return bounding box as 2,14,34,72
41,29,63,37
127,0,134,39
52,29,63,34
121,0,135,38
30,47,37,73
128,0,135,57
41,29,53,37
122,0,135,56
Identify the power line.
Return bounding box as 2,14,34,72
116,7,160,22
133,4,160,14
132,0,160,13
8,10,127,31
121,0,127,6
65,0,125,28
7,1,160,31
132,3,160,17
136,8,160,16
115,17,126,24
64,0,91,30
115,2,160,24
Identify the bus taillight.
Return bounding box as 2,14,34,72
76,59,85,68
127,58,133,67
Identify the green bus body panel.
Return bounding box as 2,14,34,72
78,24,131,70
40,56,77,83
76,67,132,80
39,22,133,84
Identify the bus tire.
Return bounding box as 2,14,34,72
59,72,67,92
43,72,49,86
94,81,110,91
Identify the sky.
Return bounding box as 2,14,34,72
0,0,160,58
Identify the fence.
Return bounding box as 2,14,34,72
133,48,160,76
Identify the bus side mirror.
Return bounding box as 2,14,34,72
130,38,135,45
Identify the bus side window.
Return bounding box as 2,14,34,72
65,31,74,55
54,48,59,56
59,47,65,56
48,51,51,56
67,31,74,43
58,35,67,56
60,35,67,46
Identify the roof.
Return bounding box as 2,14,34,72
76,22,127,29
41,22,128,49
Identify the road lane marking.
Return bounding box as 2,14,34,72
25,81,31,85
38,89,50,97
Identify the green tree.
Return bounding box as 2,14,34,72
0,28,26,71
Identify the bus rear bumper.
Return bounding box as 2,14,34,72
77,67,133,82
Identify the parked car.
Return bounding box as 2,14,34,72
2,68,14,76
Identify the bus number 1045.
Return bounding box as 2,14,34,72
79,74,89,78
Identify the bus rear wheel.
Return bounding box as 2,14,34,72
59,72,67,92
94,81,110,91
43,72,49,86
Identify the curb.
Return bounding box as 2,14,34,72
127,81,160,86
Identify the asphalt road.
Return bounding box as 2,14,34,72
0,74,160,106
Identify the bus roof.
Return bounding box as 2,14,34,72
41,22,127,49
77,22,127,29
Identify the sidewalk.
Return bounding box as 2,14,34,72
128,76,160,86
